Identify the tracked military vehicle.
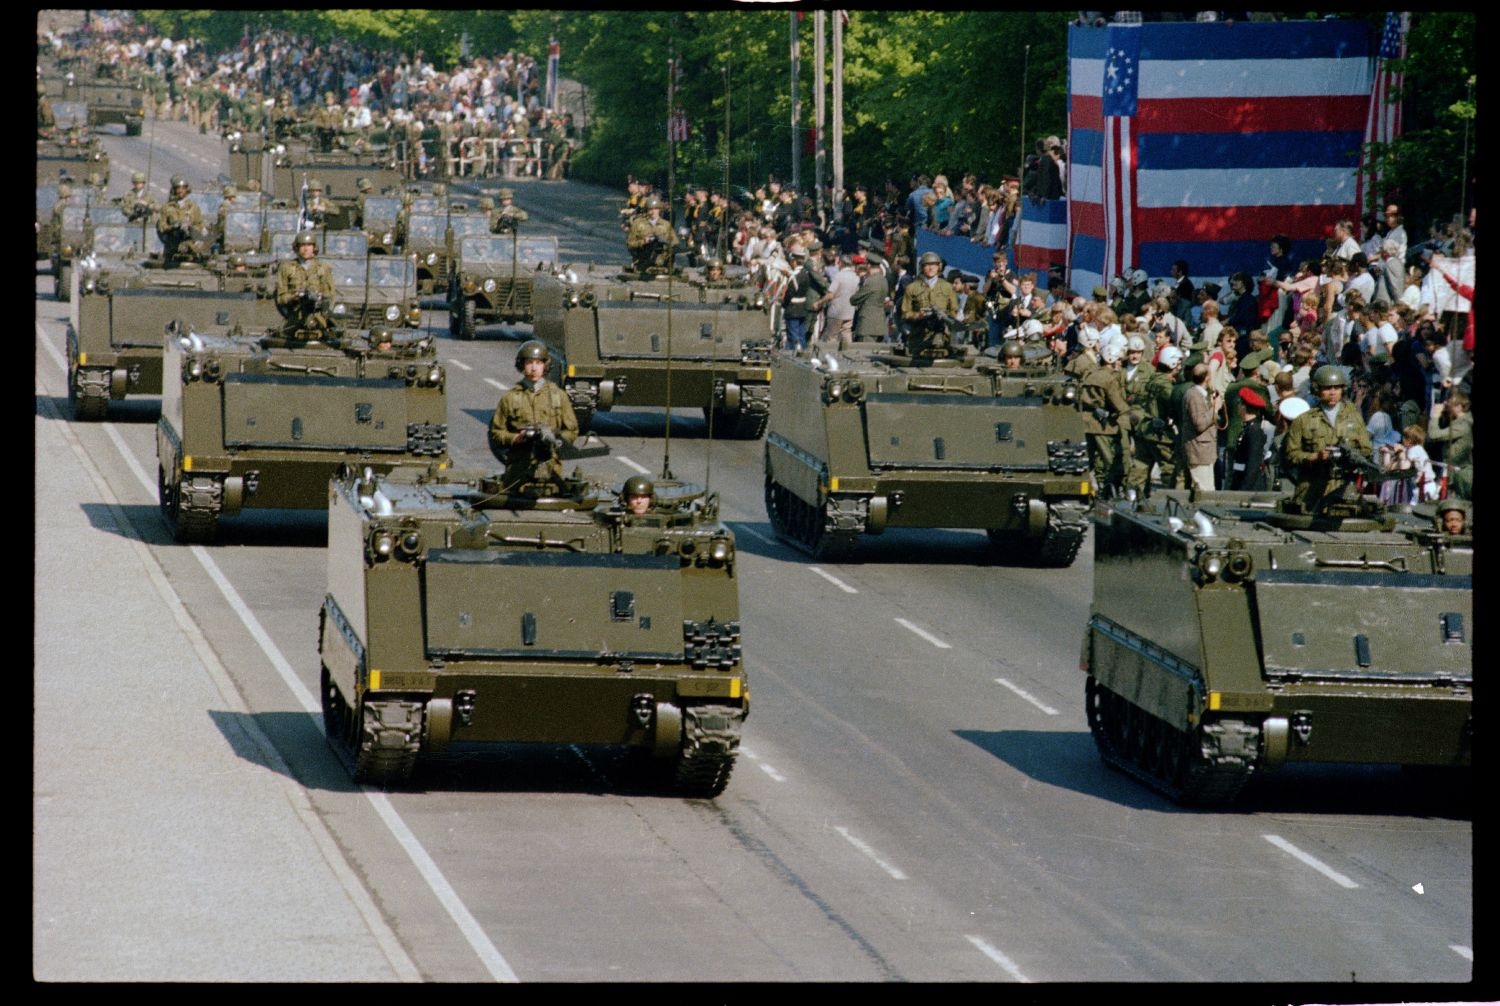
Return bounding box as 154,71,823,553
447,233,560,339
763,339,1093,561
269,153,403,230
156,323,448,542
319,465,746,794
1081,481,1472,805
67,248,281,420
530,265,776,437
38,123,110,186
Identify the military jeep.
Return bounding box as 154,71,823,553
447,232,560,339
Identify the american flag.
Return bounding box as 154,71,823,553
668,109,690,143
1066,19,1373,295
1357,12,1409,212
545,38,559,112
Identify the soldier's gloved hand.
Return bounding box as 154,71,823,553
1092,407,1111,425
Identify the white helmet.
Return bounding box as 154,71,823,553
1130,268,1149,286
1021,318,1044,338
1126,333,1148,353
1158,346,1183,369
1076,325,1100,349
1279,397,1310,423
1100,341,1125,364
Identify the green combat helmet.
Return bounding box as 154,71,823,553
516,339,551,367
918,251,943,267
1313,365,1348,389
623,474,655,499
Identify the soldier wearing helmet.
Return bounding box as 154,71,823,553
621,474,655,516
488,340,579,489
492,187,528,233
1080,337,1132,497
999,339,1025,369
626,194,676,272
900,251,959,355
1284,365,1371,510
370,327,394,351
1119,332,1157,494
116,170,156,222
276,230,335,334
304,178,331,225
157,175,205,264
1436,499,1469,536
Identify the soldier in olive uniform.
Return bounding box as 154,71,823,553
1080,340,1133,497
489,340,579,489
627,195,677,273
315,92,342,152
1120,333,1158,494
619,177,648,229
275,231,336,334
620,475,656,518
118,170,156,222
900,251,959,354
1137,345,1183,490
1284,365,1373,511
157,175,205,264
303,178,332,226
491,188,528,233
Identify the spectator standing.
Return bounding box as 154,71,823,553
1182,361,1219,491
849,254,889,343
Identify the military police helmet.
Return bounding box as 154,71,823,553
1312,365,1348,389
918,251,943,267
1000,340,1025,360
1021,318,1045,339
170,175,189,191
1100,341,1125,365
1125,333,1148,353
294,230,317,247
515,339,551,367
1158,346,1184,369
622,475,655,499
131,170,147,184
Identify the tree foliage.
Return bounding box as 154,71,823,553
126,11,1473,232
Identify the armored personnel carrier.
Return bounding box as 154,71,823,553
59,67,145,135
269,153,403,230
319,465,746,794
38,129,110,189
447,233,560,339
763,340,1093,560
530,264,776,437
67,246,281,420
156,323,449,542
1081,482,1472,805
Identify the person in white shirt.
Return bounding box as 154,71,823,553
1331,219,1361,261
1383,204,1408,263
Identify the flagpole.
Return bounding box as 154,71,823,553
789,12,800,194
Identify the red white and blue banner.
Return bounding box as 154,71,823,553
1356,12,1409,213
1013,196,1067,275
1066,18,1372,295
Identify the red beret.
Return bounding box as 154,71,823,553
1238,387,1267,410
851,254,867,264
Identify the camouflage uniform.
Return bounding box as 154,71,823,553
1285,401,1372,510
1120,361,1156,493
488,379,579,487
1136,368,1179,489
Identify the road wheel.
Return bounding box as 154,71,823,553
56,263,72,302
459,296,476,341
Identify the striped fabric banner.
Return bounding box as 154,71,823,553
1066,18,1373,295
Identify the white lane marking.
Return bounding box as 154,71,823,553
1262,834,1360,889
993,678,1059,716
1450,944,1473,962
615,455,651,474
758,762,787,782
447,358,473,371
894,617,951,649
50,336,521,983
832,826,907,880
1412,882,1424,895
964,935,1032,983
728,522,776,547
808,566,858,593
484,377,510,392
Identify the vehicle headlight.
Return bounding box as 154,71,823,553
332,302,347,315
384,304,400,321
382,231,394,245
482,278,496,293
425,252,436,265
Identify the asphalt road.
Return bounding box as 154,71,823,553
34,119,1475,988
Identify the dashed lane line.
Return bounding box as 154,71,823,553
894,618,952,649
1262,834,1360,889
833,826,908,881
964,935,1032,983
993,677,1059,716
808,566,858,593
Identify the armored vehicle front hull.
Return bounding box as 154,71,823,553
319,469,747,794
764,349,1093,562
533,269,775,438
1081,490,1472,804
156,327,448,542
